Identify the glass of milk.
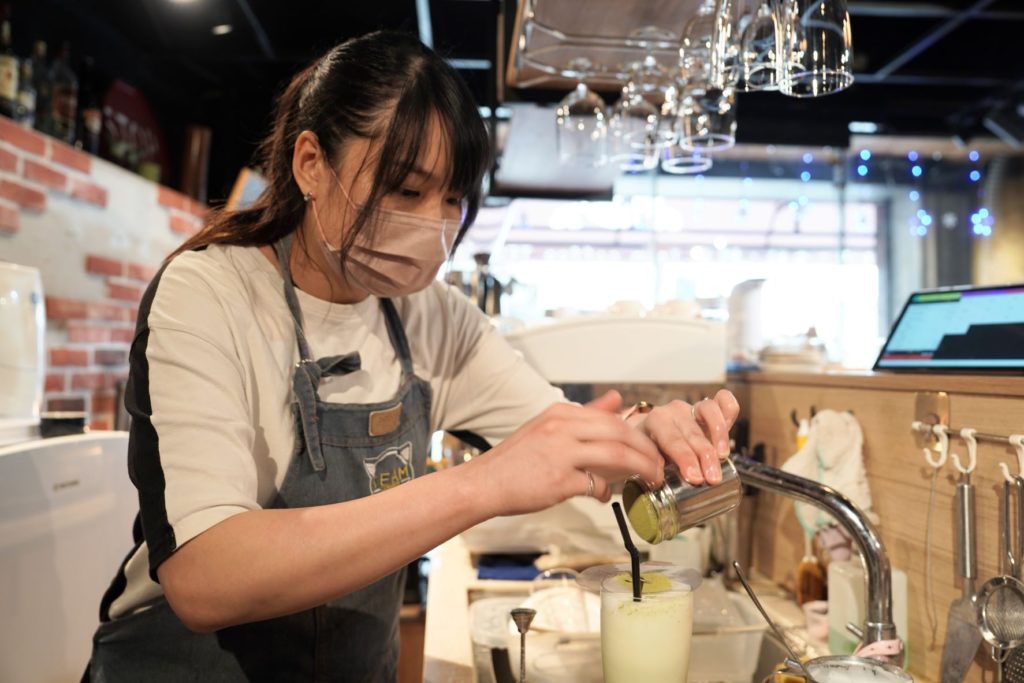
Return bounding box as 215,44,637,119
600,570,694,683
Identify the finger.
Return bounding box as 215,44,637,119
574,469,611,501
670,413,719,485
575,442,663,485
694,399,731,458
568,409,662,463
646,425,703,485
714,389,741,429
585,390,623,414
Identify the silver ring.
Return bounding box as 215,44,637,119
584,470,595,498
691,397,710,420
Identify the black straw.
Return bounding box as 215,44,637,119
611,502,642,602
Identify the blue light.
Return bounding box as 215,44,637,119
789,201,799,211
743,177,753,185
973,224,983,235
908,151,918,162
695,174,705,181
915,225,928,237
969,170,981,182
798,195,809,206
859,150,872,161
909,190,920,201
857,164,869,177
969,150,980,163
921,214,933,227
983,225,993,236
971,213,981,224
800,171,811,182
979,207,990,218
911,165,923,177
802,153,813,164
917,209,928,218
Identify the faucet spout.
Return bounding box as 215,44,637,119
732,455,898,651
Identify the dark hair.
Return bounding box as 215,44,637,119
172,30,490,260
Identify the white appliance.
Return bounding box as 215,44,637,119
0,431,137,683
0,262,45,446
504,315,726,384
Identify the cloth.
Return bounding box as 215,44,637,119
781,409,875,535
94,241,563,621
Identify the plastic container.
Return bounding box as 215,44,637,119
689,592,768,683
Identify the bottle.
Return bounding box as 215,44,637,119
0,7,19,118
76,56,101,155
13,57,32,126
29,41,48,133
47,42,77,144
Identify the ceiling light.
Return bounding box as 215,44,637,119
212,24,233,35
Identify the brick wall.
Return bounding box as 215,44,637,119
0,115,207,431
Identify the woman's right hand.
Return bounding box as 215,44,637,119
472,391,664,517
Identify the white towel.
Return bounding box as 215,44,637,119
782,409,874,533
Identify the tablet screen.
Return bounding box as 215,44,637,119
874,285,1024,371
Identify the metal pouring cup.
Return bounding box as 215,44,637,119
803,655,913,682
622,457,741,544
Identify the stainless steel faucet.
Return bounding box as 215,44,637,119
732,455,899,655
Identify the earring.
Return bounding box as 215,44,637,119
303,191,314,203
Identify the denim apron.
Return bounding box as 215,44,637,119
89,234,432,682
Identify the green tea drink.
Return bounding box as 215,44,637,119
600,572,693,683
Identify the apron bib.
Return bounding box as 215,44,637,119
89,235,433,682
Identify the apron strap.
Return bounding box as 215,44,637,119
379,298,414,377
272,234,316,363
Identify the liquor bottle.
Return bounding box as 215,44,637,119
29,41,49,134
76,56,100,154
0,7,19,118
13,57,33,126
47,41,77,144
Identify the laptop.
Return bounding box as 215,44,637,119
874,284,1024,373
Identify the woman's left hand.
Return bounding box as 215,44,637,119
627,389,741,485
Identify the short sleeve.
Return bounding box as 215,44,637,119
126,256,259,579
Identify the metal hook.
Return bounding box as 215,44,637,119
953,428,977,475
923,424,948,469
1003,435,1024,484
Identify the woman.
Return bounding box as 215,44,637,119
88,31,739,681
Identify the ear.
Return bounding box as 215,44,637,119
292,130,325,198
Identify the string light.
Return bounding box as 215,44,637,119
859,150,872,161
907,151,919,162
969,170,981,182
803,153,814,164
968,150,980,163
911,165,923,177
857,164,868,177
800,171,811,182
909,190,920,201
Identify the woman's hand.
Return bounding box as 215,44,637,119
628,389,740,485
475,391,664,517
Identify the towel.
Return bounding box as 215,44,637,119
782,409,875,535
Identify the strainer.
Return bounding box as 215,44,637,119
975,477,1024,682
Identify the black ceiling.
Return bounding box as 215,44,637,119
11,0,1024,198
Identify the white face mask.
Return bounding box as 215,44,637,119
309,173,461,298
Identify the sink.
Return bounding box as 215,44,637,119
752,632,792,683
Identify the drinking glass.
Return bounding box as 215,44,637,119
679,0,716,81
778,0,854,97
600,571,694,683
741,0,784,90
677,85,737,152
555,81,608,166
660,145,714,175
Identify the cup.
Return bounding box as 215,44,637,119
600,569,694,683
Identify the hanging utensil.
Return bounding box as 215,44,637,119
940,429,982,683
510,608,536,683
975,469,1024,683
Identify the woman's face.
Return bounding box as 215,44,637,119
309,117,464,246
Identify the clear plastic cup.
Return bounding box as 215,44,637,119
600,571,694,683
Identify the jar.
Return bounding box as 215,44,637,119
622,457,741,544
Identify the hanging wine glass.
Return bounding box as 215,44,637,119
709,0,744,90
554,59,608,167
741,0,784,91
660,144,714,175
676,85,737,152
778,0,854,97
679,0,717,81
608,56,674,171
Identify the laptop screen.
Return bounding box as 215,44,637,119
874,284,1024,371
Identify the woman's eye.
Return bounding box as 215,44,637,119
399,188,420,198
445,197,463,206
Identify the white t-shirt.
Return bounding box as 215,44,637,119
102,243,563,620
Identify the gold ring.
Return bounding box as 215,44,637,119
585,470,595,498
691,397,710,420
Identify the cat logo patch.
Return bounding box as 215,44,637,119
363,442,415,494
